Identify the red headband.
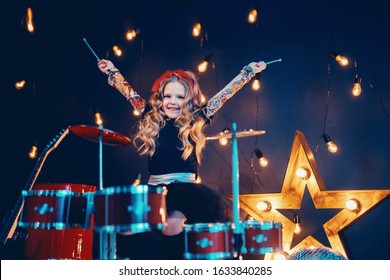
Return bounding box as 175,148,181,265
151,70,194,92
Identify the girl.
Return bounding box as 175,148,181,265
98,59,266,259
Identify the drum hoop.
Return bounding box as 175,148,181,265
94,185,167,195
184,251,234,260
241,220,282,229
184,222,232,232
22,189,74,197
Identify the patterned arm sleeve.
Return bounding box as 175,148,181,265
203,65,255,118
106,68,147,112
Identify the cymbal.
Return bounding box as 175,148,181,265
206,129,266,140
70,125,131,146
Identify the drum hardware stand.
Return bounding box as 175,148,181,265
231,123,243,259
97,124,116,260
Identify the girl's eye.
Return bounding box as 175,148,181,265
178,96,184,99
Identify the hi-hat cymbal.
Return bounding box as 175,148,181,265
70,125,131,146
206,129,266,140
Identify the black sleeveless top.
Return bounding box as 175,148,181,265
148,119,198,175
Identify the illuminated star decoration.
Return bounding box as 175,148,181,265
232,130,390,258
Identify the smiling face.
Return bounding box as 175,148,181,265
162,81,186,119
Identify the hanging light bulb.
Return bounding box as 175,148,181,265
126,28,140,41
251,73,261,91
26,7,34,33
133,109,141,117
198,53,212,73
329,51,349,67
247,8,258,23
192,22,202,37
293,214,302,234
95,112,103,125
218,127,230,146
254,148,268,167
352,74,362,97
112,45,123,57
15,80,26,90
322,133,338,153
28,145,38,159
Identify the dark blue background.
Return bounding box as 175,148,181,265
1,0,389,259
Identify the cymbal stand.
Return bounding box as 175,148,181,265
231,123,243,258
97,124,116,260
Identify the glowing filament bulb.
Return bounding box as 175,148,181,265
256,201,271,212
126,29,137,41
335,55,349,66
15,80,26,89
28,145,38,159
296,167,310,179
346,199,360,211
112,45,122,57
26,7,34,33
248,9,258,23
352,74,362,97
252,78,260,91
327,141,338,153
133,109,141,117
259,157,268,167
198,60,208,73
219,137,228,146
95,112,103,125
323,134,338,153
192,23,201,37
352,83,361,96
199,93,206,105
293,214,302,234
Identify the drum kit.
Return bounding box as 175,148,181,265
12,124,283,260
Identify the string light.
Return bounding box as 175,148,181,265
133,109,141,117
28,145,38,159
218,127,230,146
251,73,261,91
112,45,123,57
198,53,212,73
15,80,26,90
329,51,349,67
293,213,302,234
254,148,268,167
26,7,34,33
192,22,202,37
125,28,140,41
247,8,258,23
322,133,338,153
352,73,362,97
95,112,103,125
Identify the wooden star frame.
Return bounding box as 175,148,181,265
229,130,390,258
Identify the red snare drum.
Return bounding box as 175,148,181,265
21,183,96,260
241,220,282,255
184,223,235,260
93,184,167,234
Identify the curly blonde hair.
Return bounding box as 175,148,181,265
132,71,207,164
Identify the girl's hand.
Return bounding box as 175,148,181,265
97,59,115,74
249,61,267,73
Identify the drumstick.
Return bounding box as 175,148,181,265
83,38,101,62
265,58,282,65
